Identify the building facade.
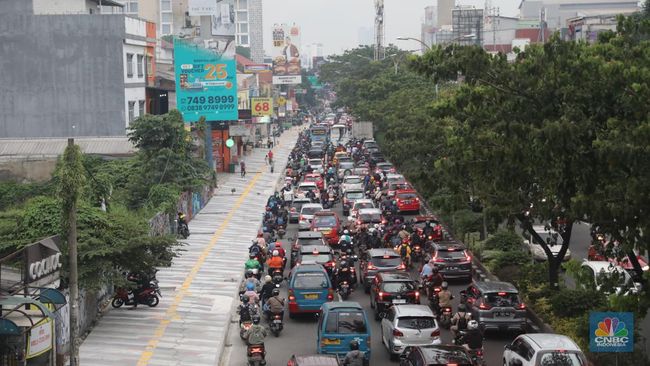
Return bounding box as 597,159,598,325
452,7,484,46
420,0,456,49
519,0,639,30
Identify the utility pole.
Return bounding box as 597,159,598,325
65,138,80,366
374,0,385,61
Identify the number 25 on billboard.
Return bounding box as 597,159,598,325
251,98,273,117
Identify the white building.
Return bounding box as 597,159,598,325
237,0,264,63
123,16,149,126
303,43,324,69
519,0,639,30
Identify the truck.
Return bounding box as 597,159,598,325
351,121,373,140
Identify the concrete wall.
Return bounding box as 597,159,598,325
0,0,33,14
0,158,58,182
0,14,127,138
33,0,98,14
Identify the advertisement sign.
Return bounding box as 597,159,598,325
188,0,217,16
24,236,61,286
174,38,238,122
244,64,271,73
27,318,53,358
211,0,235,36
271,25,302,85
251,97,273,117
590,312,634,352
229,124,251,136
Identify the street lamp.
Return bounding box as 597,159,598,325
396,37,431,51
354,54,374,61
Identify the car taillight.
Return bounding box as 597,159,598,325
465,251,472,262
378,291,385,300
327,288,334,301
366,263,377,270
290,208,296,212
392,329,404,337
299,215,305,221
397,263,406,270
288,289,296,302
518,303,526,310
434,257,445,263
430,329,440,337
479,303,491,310
414,291,420,299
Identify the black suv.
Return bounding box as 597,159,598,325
370,272,419,320
290,232,326,267
431,242,473,281
399,345,473,366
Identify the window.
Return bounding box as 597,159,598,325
335,311,367,334
137,55,143,77
237,0,248,10
160,0,171,11
128,1,138,13
161,24,171,35
161,12,172,22
128,101,135,122
138,100,145,116
293,273,328,289
238,23,248,33
239,35,249,45
325,313,338,333
397,316,436,330
236,10,248,21
126,53,133,77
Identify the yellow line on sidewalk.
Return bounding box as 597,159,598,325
136,170,263,366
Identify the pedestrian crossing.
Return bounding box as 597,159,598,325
79,128,298,366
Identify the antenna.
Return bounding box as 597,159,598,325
374,0,385,60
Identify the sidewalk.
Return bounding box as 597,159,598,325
79,128,299,366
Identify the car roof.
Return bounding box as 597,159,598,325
293,263,328,273
520,333,582,351
343,175,361,179
321,301,364,311
395,189,417,194
293,354,340,366
369,248,400,257
386,173,404,178
345,189,364,193
301,203,323,209
353,199,374,204
300,245,331,253
377,162,392,166
394,304,435,317
358,208,381,214
582,260,626,273
434,242,467,251
314,211,337,216
413,215,439,222
378,272,413,281
293,197,312,203
300,182,318,186
297,231,323,239
474,281,519,293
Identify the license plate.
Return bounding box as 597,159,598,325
392,299,407,304
323,338,341,345
403,200,411,204
320,229,331,234
447,267,458,270
273,319,282,323
496,312,511,317
304,294,319,300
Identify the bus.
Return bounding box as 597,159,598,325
310,125,329,143
330,124,348,143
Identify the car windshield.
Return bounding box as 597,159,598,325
390,182,409,190
300,254,332,264
354,203,374,210
346,192,364,200
378,163,393,170
305,176,320,182
387,176,405,184
382,281,416,293
538,351,587,366
298,238,323,245
397,192,417,199
371,256,401,267
339,162,355,169
292,201,309,210
344,177,362,184
397,316,436,330
314,216,337,227
336,311,367,334
437,250,467,259
484,292,520,307
300,185,316,192
309,160,322,165
301,207,322,215
293,273,329,289
413,221,439,229
359,213,382,222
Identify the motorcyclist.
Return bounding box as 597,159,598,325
267,250,284,276
461,320,483,351
243,315,268,346
177,212,189,237
451,303,472,338
243,282,260,304
342,340,365,366
430,267,444,288
265,288,285,320
420,259,435,279
335,259,354,289
238,295,254,325
438,281,453,309
423,220,435,237
368,228,381,249
396,239,412,267
398,225,411,241
245,253,262,274
259,275,275,305
239,270,262,293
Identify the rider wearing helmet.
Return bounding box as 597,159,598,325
451,303,472,338
245,253,262,272
259,275,275,305
396,238,412,267
243,281,260,303
342,340,365,366
240,269,262,293
243,315,268,346
238,295,254,325
265,287,285,320
461,320,483,350
335,258,353,289
267,250,284,275
438,281,453,309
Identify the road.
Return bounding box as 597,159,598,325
222,199,517,366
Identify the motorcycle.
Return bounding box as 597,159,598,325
271,269,283,285
439,306,453,329
338,281,351,300
428,286,442,315
177,221,189,239
276,224,286,239
412,244,423,263
269,313,284,337
112,279,161,308
240,320,253,340
453,331,486,366
246,344,266,366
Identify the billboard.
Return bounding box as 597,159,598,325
272,25,302,85
211,0,235,36
174,38,238,122
251,97,273,117
188,0,218,16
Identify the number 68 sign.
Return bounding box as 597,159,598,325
251,97,274,117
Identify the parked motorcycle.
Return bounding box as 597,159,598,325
112,279,161,308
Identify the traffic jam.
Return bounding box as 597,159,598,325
235,115,588,366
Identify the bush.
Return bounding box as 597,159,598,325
483,229,522,251
486,250,531,273
0,181,52,210
549,288,606,318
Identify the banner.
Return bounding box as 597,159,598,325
27,318,53,358
174,38,238,122
272,24,302,85
251,97,273,117
188,0,217,16
211,0,235,36
590,312,634,352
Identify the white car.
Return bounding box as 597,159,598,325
296,182,318,198
308,159,324,173
503,333,587,366
381,305,441,359
341,175,364,193
581,260,642,296
350,199,376,219
337,162,355,180
298,203,324,231
523,225,571,261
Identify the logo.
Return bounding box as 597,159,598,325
590,312,634,353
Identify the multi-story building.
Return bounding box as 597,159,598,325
519,0,639,31
420,0,456,49
452,7,484,46
483,15,519,53
303,43,324,69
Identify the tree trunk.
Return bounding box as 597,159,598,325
548,258,561,290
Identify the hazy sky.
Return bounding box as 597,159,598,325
262,0,522,56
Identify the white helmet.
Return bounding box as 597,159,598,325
344,230,349,235
468,320,479,330
272,250,279,256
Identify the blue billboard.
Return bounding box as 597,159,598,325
590,312,634,353
173,38,238,122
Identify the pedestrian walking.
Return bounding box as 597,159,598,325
267,150,274,165
240,161,246,178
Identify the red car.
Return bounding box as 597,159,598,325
395,189,421,213
310,211,341,246
304,173,325,191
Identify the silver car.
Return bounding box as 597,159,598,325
523,224,571,261
381,305,441,359
337,162,355,180
341,175,364,193
298,203,324,231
